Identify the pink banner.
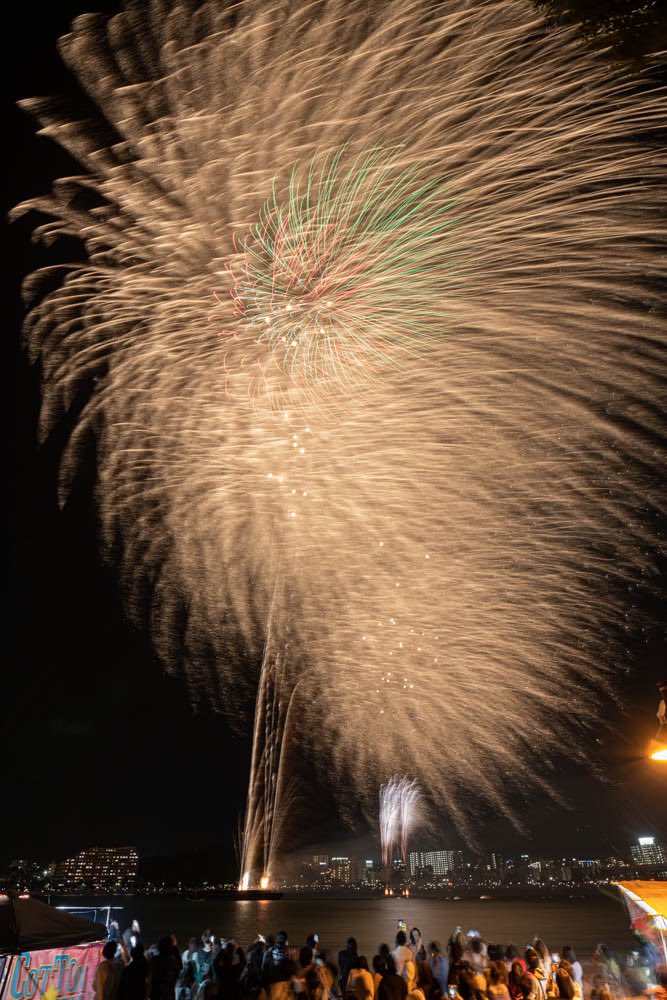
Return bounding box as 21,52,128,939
0,943,103,1000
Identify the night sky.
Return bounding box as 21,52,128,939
4,0,667,879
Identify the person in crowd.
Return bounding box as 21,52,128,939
392,933,413,979
592,945,622,990
242,941,265,1000
123,922,144,952
504,950,520,979
149,937,182,1000
457,968,482,1000
415,955,435,1000
347,956,374,1000
180,940,201,987
314,951,337,1000
648,965,667,1000
377,956,408,1000
339,939,360,997
294,946,316,991
95,940,128,1000
372,957,387,996
199,932,216,987
409,931,425,963
518,977,535,1000
508,961,527,1000
213,941,247,1000
555,962,576,1000
306,936,321,961
263,933,290,984
267,959,299,1000
304,968,327,1000
532,944,550,984
447,945,468,988
404,960,426,1000
120,945,150,1000
523,951,545,1000
487,961,510,1000
561,948,582,991
427,942,448,996
469,941,487,975
109,922,122,945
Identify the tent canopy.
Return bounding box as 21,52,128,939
616,881,667,919
0,894,106,954
615,881,667,963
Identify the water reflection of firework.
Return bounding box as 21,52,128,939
16,0,667,875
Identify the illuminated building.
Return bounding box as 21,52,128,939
408,850,463,878
329,856,352,884
630,837,667,870
54,846,138,892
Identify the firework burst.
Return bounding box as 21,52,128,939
224,146,461,392
15,0,667,872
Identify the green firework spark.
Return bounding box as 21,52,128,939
226,147,463,385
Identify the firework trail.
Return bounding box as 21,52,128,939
399,779,425,865
379,778,402,869
15,0,667,878
380,776,426,868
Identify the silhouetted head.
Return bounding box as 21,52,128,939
533,940,548,961
357,957,369,972
373,956,386,975
158,937,173,957
395,931,407,947
102,942,117,961
562,947,576,963
520,976,534,1000
300,946,313,968
490,963,506,986
347,938,358,952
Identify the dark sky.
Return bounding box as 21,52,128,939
4,0,667,879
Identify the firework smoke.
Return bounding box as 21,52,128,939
380,776,426,868
16,0,666,872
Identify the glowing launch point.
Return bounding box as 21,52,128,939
259,875,270,890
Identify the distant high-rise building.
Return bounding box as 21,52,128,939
363,859,377,885
329,856,351,884
630,837,667,869
408,850,463,877
54,846,138,892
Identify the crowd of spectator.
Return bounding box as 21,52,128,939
95,920,667,1000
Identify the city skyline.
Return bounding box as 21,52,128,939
4,835,665,896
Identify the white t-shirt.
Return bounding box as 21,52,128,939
391,946,413,978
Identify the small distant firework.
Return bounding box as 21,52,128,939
380,776,426,867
